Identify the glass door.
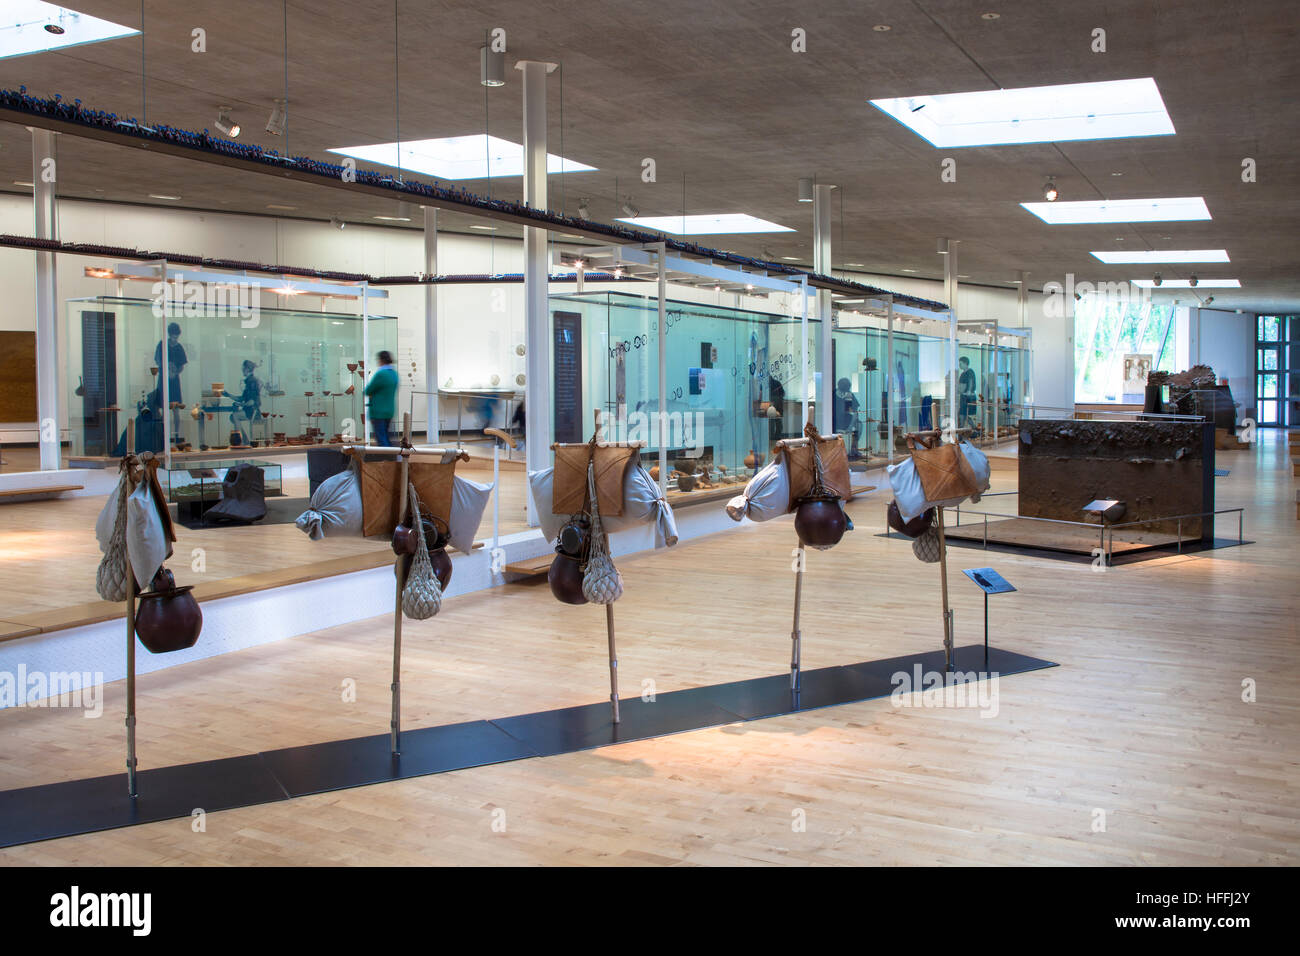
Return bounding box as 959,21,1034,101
1256,316,1284,426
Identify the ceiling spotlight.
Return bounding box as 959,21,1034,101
265,99,287,136
44,21,65,35
981,12,1001,20
330,217,346,230
480,45,505,87
215,107,240,138
1043,177,1059,202
873,24,891,32
1204,295,1215,305
1152,272,1162,286
1189,274,1198,287
621,198,639,218
798,177,814,202
937,238,950,255
577,199,590,220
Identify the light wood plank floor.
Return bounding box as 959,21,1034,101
0,433,1295,865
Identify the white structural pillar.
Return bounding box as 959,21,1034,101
517,59,558,525
657,244,668,496
423,206,439,443
32,128,60,470
813,183,835,434
941,238,959,435
1018,270,1031,407
886,296,895,464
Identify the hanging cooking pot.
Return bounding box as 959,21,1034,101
794,495,847,550
134,567,202,654
391,514,448,555
396,547,452,591
548,551,589,605
887,501,935,539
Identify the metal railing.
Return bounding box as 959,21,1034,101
948,500,1244,564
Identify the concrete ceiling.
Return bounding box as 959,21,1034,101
0,0,1297,313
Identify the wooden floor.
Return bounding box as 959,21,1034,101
0,433,1296,865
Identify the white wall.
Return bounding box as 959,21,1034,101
1189,307,1257,415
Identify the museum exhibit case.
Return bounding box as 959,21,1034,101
549,290,814,494
65,293,397,458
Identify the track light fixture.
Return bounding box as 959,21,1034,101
480,45,505,87
621,198,640,218
1152,272,1162,286
214,107,240,138
1043,176,1059,202
798,177,814,203
265,99,287,136
1189,275,1198,287
576,199,590,220
330,217,346,230
1204,295,1215,305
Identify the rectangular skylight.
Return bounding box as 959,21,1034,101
614,214,794,235
327,135,595,180
1091,249,1230,264
869,78,1174,147
1021,197,1211,224
1131,278,1241,289
0,2,139,60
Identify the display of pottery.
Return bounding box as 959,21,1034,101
649,464,660,481
794,497,847,550
887,501,934,539
744,449,757,469
211,382,224,395
135,567,202,654
673,471,697,493
548,553,588,605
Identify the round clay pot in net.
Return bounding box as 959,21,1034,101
548,552,589,605
794,496,847,550
396,550,453,591
888,501,935,539
135,585,202,653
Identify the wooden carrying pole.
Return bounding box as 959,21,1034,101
124,417,138,797
389,413,413,755
904,428,971,673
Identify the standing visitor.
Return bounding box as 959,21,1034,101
365,350,399,446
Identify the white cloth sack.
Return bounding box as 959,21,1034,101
95,473,127,553
125,478,169,589
528,464,678,548
295,465,363,540
726,458,789,523
603,465,678,547
527,468,565,543
887,440,993,521
448,475,492,553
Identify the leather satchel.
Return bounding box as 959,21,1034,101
358,456,460,538
776,426,851,508
551,443,637,518
907,434,980,504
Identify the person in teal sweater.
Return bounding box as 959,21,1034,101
364,351,399,446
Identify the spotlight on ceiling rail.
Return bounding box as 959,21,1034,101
1152,272,1162,286
577,199,590,220
1043,176,1059,202
798,177,814,203
215,107,240,138
1189,274,1198,287
480,45,505,87
621,198,639,218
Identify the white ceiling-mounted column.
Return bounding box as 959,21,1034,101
31,128,60,470
423,206,439,444
940,237,959,436
813,183,835,434
1018,270,1031,407
516,59,558,525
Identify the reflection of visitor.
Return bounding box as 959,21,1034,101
154,322,187,444
958,356,977,427
231,360,263,445
833,377,862,458
365,350,399,446
512,398,526,454
767,377,786,447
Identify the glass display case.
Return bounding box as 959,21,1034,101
66,295,397,457
549,290,811,494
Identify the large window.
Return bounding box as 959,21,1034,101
1074,294,1176,403
1256,315,1297,427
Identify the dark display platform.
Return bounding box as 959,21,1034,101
0,644,1056,848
